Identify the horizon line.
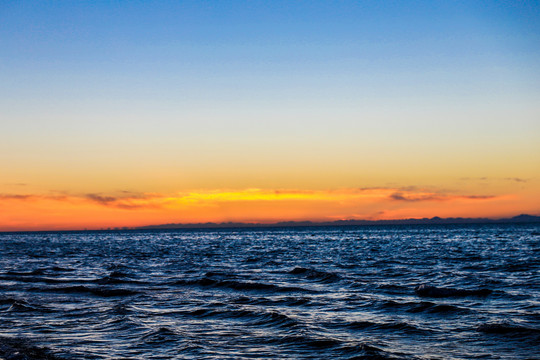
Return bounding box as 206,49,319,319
2,213,539,234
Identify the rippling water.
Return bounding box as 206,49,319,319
0,224,539,359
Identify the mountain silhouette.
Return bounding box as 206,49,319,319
138,214,540,230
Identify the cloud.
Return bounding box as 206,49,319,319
85,194,117,204
0,187,501,212
84,193,159,210
504,177,528,183
0,192,156,210
389,192,444,202
460,176,528,183
463,195,496,200
0,193,70,202
3,183,28,187
389,191,497,202
0,194,34,200
0,186,526,231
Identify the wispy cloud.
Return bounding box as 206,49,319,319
460,176,529,183
3,183,28,187
389,192,444,202
0,193,68,201
464,195,496,200
389,192,496,202
504,177,528,183
84,193,160,209
0,192,152,209
0,187,501,212
0,194,34,200
85,194,118,204
0,186,529,231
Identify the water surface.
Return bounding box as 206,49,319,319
1,224,539,359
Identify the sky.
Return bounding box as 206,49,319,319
1,1,539,231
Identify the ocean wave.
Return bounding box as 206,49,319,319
379,299,470,315
477,322,540,336
0,336,62,360
109,303,131,315
5,266,75,276
94,271,146,285
0,296,23,305
5,269,46,276
1,270,147,288
415,284,492,298
266,335,407,359
249,310,299,328
0,275,87,285
342,343,412,359
183,307,299,328
267,334,342,348
173,277,312,293
346,320,429,334
232,295,311,306
407,301,471,314
288,267,341,282
141,327,181,344
1,224,539,359
34,285,140,297
7,301,43,313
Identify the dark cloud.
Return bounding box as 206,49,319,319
85,194,118,205
389,192,496,202
389,193,408,201
117,190,150,198
84,193,157,210
389,192,443,202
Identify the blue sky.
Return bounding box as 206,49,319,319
3,1,538,101
1,0,539,201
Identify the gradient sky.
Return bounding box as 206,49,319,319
1,1,539,231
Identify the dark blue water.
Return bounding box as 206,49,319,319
0,224,539,359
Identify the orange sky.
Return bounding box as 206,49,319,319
1,2,539,231
1,185,537,231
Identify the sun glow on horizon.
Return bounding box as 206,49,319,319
0,186,535,231
1,2,539,231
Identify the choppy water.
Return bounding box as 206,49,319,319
0,224,539,359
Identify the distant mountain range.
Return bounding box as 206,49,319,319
139,214,540,230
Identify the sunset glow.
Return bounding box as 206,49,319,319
0,186,535,231
1,1,539,231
